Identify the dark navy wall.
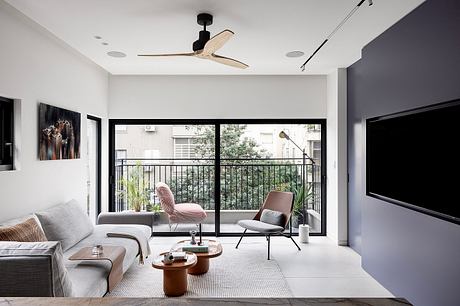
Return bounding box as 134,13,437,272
347,1,460,305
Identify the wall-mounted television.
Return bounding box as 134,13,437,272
366,99,460,225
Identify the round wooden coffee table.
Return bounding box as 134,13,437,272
152,252,197,296
172,239,223,275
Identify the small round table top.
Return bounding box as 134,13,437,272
172,239,223,259
152,252,197,271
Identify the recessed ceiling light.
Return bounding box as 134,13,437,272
107,51,126,58
94,35,102,39
102,42,109,46
286,51,304,58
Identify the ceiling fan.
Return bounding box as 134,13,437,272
138,13,248,69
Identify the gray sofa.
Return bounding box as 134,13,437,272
0,200,151,297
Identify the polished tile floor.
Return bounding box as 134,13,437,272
150,236,393,298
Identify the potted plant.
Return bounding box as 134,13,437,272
147,203,162,225
119,162,149,212
293,184,313,242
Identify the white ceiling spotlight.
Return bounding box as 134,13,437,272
300,0,374,71
286,51,305,58
107,51,127,58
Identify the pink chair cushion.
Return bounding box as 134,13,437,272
155,182,175,215
169,203,207,223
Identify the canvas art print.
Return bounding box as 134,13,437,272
39,103,81,160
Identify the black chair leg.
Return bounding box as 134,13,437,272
290,236,301,251
235,229,247,249
267,234,271,260
199,223,203,245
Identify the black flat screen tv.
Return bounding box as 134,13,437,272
366,99,460,225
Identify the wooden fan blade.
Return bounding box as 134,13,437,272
209,54,248,69
202,30,234,55
138,52,195,57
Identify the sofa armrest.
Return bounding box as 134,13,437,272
0,241,73,297
97,212,154,231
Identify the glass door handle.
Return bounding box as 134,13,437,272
4,142,12,155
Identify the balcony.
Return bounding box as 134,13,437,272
114,158,322,234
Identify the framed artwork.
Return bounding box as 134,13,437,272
39,103,81,160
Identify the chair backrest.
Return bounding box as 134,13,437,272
154,182,175,215
253,191,294,227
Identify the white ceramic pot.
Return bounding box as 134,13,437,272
299,224,310,244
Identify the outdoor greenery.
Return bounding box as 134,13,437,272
116,125,318,221
170,124,307,212
118,162,150,212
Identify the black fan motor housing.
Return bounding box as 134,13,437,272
193,30,211,51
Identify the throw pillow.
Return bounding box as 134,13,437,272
36,200,94,251
260,209,286,227
0,217,47,242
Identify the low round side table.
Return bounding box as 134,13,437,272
152,252,197,297
172,239,223,275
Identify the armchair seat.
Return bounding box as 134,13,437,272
169,203,207,223
237,220,284,234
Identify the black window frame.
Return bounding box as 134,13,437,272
0,97,14,171
109,118,327,236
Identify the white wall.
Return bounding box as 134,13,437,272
0,1,108,222
326,68,348,245
109,75,327,119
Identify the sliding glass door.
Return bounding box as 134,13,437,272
109,120,326,235
112,124,216,234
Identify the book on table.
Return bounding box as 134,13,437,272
181,241,209,253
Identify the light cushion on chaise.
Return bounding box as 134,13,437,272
63,224,151,297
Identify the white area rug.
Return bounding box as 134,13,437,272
108,241,292,297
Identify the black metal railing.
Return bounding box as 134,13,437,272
115,158,321,215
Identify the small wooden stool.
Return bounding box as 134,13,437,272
152,252,197,296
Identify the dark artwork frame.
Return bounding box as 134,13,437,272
39,103,81,160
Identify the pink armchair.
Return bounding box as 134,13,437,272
155,182,207,240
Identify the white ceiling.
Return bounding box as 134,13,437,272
5,0,424,75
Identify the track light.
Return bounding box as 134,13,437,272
300,0,373,71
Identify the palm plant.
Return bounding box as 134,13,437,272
293,184,313,226
119,162,150,212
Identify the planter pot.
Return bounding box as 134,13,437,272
292,215,299,228
153,213,160,226
299,224,310,244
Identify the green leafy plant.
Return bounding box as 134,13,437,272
293,184,313,225
119,162,150,212
146,203,161,213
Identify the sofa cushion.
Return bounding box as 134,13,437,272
0,241,73,297
36,200,94,251
0,217,47,242
65,224,151,274
260,209,286,227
